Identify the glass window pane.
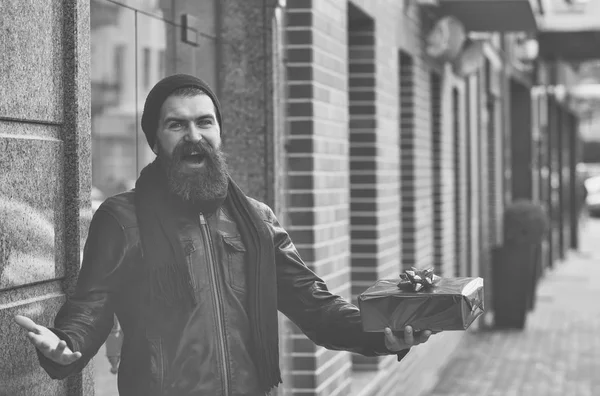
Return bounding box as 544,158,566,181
91,0,138,201
135,11,171,171
190,34,218,88
89,2,220,395
134,11,218,172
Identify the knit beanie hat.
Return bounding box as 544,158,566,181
140,74,222,149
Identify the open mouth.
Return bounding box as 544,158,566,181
181,152,206,165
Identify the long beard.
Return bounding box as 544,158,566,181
159,140,229,203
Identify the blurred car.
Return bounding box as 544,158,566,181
585,175,600,216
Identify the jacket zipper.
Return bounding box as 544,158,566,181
199,213,230,396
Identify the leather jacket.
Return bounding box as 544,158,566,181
38,191,408,395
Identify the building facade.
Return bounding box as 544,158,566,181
0,0,588,396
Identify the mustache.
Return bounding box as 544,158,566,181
174,139,215,158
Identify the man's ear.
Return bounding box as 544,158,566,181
152,141,158,155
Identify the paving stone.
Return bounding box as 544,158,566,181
425,220,600,396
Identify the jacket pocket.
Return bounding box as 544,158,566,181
221,234,247,293
147,336,166,392
183,240,199,291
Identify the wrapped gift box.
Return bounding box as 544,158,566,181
358,268,484,332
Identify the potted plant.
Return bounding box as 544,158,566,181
492,200,549,329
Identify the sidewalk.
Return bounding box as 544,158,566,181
424,220,600,396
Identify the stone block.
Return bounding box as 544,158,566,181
0,130,65,290
0,289,68,396
218,0,272,201
0,0,64,123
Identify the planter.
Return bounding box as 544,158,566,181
491,243,537,329
497,200,549,324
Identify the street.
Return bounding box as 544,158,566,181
424,218,600,396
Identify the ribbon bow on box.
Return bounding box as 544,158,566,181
397,267,441,292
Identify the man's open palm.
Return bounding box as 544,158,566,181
14,315,82,366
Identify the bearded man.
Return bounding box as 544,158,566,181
16,74,434,396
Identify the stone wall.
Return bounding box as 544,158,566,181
0,1,92,395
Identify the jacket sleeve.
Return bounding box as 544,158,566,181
37,208,135,379
266,208,410,360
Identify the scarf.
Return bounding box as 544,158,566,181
134,160,281,393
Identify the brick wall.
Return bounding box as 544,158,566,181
452,86,464,277
431,71,443,274
347,0,406,386
355,2,468,395
477,69,492,286
285,1,354,394
439,67,458,280
399,8,460,280
390,5,471,394
399,50,417,270
282,1,497,395
348,0,402,289
347,3,384,372
466,74,482,278
400,15,436,272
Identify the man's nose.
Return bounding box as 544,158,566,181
184,124,204,143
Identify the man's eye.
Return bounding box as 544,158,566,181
197,119,212,126
169,122,182,129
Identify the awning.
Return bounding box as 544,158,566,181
536,0,600,61
538,31,600,61
436,0,538,32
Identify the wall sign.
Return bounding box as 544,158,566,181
181,14,199,46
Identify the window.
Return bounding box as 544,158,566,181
114,44,126,98
89,1,219,392
158,49,165,79
143,47,151,89
90,0,218,200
